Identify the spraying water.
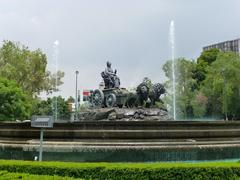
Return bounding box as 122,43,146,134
169,20,176,120
53,40,59,121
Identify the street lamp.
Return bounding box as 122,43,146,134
75,70,79,121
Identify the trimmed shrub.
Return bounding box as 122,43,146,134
0,160,240,179
0,170,75,180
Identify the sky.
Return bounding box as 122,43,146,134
0,0,239,98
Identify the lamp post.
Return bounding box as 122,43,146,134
75,70,79,121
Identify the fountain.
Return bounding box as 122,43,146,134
52,40,59,121
0,26,239,163
77,61,170,121
169,20,176,120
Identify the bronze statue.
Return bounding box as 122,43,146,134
149,83,166,106
124,81,166,108
89,62,166,109
136,82,149,106
101,61,120,89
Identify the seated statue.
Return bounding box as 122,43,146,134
101,61,120,89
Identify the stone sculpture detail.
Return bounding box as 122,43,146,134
101,61,120,89
87,61,166,109
125,82,166,108
79,61,171,121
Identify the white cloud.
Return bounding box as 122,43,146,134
0,0,239,98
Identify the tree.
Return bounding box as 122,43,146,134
191,91,208,118
193,48,220,85
33,96,71,120
202,52,240,119
162,58,197,119
197,48,220,64
0,77,32,121
0,40,64,96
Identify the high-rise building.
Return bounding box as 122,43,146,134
203,38,240,53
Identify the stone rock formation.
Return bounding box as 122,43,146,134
78,108,173,121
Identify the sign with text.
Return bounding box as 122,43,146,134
31,116,54,128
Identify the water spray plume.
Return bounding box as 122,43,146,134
53,40,59,121
169,20,176,120
54,40,59,46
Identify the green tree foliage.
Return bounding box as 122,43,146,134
201,52,240,119
190,91,208,118
0,77,32,121
193,48,220,85
197,48,220,64
33,96,71,120
162,58,197,119
163,51,240,120
0,40,64,96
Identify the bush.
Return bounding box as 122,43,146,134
0,160,240,179
0,77,32,121
0,170,75,180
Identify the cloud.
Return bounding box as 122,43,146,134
29,16,41,26
0,0,239,98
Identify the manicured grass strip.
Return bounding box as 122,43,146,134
0,170,77,180
0,160,240,179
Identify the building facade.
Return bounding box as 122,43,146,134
203,38,240,53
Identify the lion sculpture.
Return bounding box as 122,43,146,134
125,82,165,108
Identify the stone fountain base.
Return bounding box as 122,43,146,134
78,108,173,121
0,120,239,162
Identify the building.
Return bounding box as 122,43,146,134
203,38,240,53
82,89,92,101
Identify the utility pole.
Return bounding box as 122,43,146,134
75,70,79,121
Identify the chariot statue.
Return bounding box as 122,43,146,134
91,61,128,108
89,61,166,109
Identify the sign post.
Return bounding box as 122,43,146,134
31,116,54,161
39,128,44,161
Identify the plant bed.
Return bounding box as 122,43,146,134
0,160,240,179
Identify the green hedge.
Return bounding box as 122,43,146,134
0,160,240,179
0,170,76,180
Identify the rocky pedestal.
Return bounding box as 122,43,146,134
78,108,173,121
